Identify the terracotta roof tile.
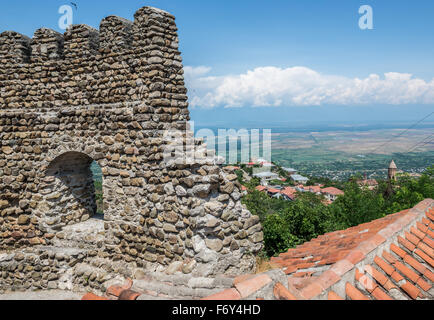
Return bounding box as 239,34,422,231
273,283,298,300
390,243,407,259
421,217,430,225
410,226,426,240
345,283,369,300
374,256,395,276
382,250,399,264
202,288,241,300
393,261,420,283
357,240,379,256
398,236,416,252
417,221,429,233
405,232,421,246
328,291,344,300
372,287,393,300
234,274,273,299
401,281,421,299
424,269,434,283
414,249,434,268
283,265,299,275
391,271,405,283
288,276,318,291
356,272,377,293
329,259,354,277
383,279,398,291
403,254,427,274
316,270,340,290
300,282,324,300
417,242,434,259
416,277,432,292
82,293,109,301
364,265,388,286
355,268,364,281
233,274,255,286
423,236,434,249
118,289,141,300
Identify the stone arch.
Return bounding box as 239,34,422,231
36,151,102,232
43,139,107,170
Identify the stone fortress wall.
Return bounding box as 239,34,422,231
0,6,263,292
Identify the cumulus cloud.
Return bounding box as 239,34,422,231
183,66,434,108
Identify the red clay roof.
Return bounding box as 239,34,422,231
271,199,434,300
271,209,411,276
201,199,434,300
321,187,344,196
82,279,140,301
255,186,267,192
305,186,322,193
280,187,297,200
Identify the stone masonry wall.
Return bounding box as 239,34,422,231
0,6,263,277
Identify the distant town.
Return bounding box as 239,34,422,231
227,157,419,205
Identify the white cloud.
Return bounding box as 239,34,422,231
183,66,434,108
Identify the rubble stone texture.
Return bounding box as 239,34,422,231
0,5,263,291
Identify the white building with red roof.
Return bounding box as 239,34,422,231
321,187,345,202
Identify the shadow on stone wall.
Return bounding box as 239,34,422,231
40,152,98,232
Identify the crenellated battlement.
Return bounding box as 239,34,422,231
0,31,31,64
64,24,100,59
0,6,186,111
0,6,177,65
31,28,64,62
99,16,133,53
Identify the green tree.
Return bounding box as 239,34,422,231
263,213,299,257
329,181,385,229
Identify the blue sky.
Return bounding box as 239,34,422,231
1,0,434,126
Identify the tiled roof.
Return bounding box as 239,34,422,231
255,185,267,192
321,187,344,196
280,187,297,199
305,186,322,193
271,209,411,276
357,179,379,187
204,199,434,300
270,199,434,300
82,279,141,300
